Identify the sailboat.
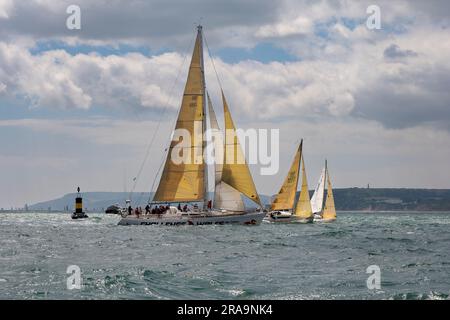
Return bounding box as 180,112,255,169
311,160,336,222
118,26,265,226
265,140,314,223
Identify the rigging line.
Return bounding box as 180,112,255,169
203,31,224,92
129,34,195,204
146,149,167,204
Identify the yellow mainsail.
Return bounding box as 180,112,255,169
271,142,302,211
221,91,262,207
295,154,313,219
153,27,206,202
322,165,336,220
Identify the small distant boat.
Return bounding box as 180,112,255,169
118,26,265,226
311,160,336,222
265,140,314,223
105,204,123,215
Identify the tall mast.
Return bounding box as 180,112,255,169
198,25,209,210
297,139,303,203
323,159,327,213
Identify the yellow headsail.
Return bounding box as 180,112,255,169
295,154,313,219
153,27,205,202
271,142,302,211
221,91,262,207
208,93,245,212
322,165,336,220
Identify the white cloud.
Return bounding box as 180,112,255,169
0,0,13,19
1,42,358,117
2,21,450,129
0,43,92,109
256,16,313,38
0,44,184,110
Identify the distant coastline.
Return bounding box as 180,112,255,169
3,188,448,213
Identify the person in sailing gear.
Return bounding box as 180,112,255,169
135,207,140,218
145,204,150,215
207,200,212,210
128,205,132,216
178,203,182,211
183,204,188,212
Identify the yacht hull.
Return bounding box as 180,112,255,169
118,211,265,226
313,213,336,222
314,217,336,223
264,212,313,224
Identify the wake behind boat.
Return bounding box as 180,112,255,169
118,25,265,226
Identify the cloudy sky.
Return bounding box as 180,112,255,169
1,0,450,207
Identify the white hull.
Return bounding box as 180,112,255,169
118,211,265,226
264,211,313,224
313,213,336,222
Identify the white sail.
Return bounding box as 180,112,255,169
214,181,245,212
207,93,223,186
310,167,326,214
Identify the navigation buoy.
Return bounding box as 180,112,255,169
71,187,88,219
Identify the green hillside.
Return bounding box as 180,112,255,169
25,188,450,212
332,188,450,211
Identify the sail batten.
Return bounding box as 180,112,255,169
153,28,206,203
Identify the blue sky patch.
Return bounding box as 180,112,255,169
214,42,297,64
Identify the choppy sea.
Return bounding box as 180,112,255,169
1,212,449,300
